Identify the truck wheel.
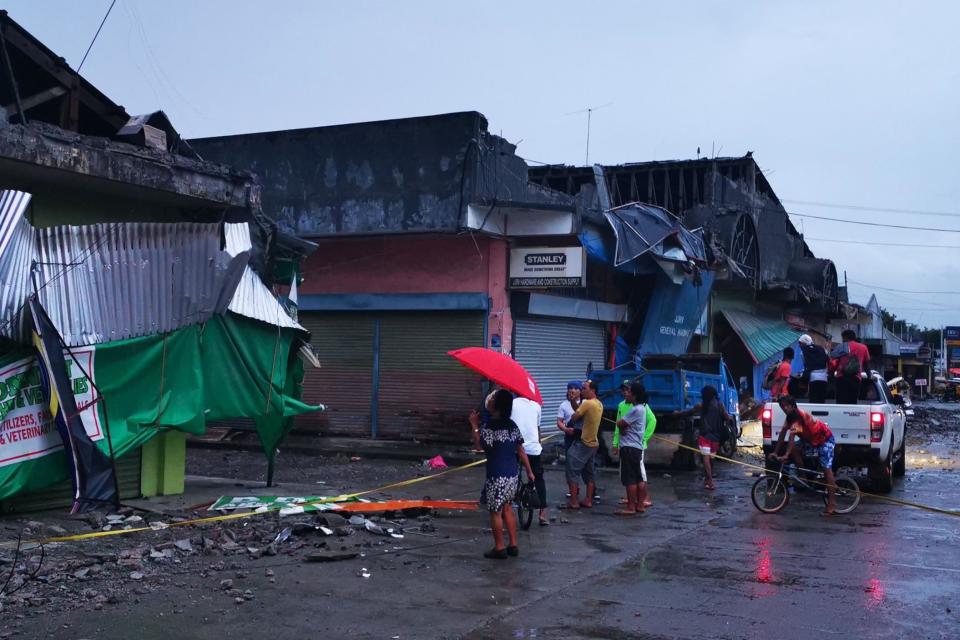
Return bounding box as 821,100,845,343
870,443,894,493
719,435,736,459
893,438,906,478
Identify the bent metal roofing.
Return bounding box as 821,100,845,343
0,190,303,346
721,308,802,364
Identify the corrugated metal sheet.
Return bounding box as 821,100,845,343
0,190,34,341
0,194,300,345
514,317,606,436
297,313,375,437
721,309,801,364
377,312,484,442
224,223,304,331
34,222,247,346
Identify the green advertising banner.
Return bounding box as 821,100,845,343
0,312,319,501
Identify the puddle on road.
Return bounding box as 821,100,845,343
581,536,620,554
637,546,803,588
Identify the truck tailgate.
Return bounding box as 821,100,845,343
765,403,876,448
802,404,874,447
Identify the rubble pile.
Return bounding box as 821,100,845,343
0,503,443,630
909,406,960,438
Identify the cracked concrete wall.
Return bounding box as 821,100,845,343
190,112,485,237
0,123,253,209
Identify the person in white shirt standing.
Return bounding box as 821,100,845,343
512,395,548,526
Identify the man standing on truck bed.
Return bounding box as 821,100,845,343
831,330,870,404
561,380,603,510
770,348,795,400
798,334,829,403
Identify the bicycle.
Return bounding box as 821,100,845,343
514,480,539,530
751,459,861,514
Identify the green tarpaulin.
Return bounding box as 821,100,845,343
0,312,320,501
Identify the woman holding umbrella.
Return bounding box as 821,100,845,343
469,389,536,559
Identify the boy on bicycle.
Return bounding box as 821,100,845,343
768,395,838,516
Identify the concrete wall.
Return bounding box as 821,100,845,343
191,113,484,236
301,234,511,350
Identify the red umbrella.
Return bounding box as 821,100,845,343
447,347,543,405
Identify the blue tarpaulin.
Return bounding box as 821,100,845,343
637,271,715,356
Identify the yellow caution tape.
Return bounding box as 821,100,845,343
5,434,561,547
603,415,960,518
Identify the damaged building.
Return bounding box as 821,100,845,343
0,12,316,510
191,112,723,443
530,154,842,398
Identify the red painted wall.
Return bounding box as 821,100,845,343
300,234,511,350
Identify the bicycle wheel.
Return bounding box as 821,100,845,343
751,476,789,513
516,502,534,530
825,476,861,514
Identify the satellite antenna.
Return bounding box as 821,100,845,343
566,102,613,165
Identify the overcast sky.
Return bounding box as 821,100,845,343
8,1,960,330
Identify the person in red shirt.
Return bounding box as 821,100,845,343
768,396,838,515
831,330,871,404
770,347,795,399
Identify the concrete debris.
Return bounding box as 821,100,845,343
173,539,194,553
305,550,360,562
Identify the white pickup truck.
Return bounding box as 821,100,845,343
761,374,907,492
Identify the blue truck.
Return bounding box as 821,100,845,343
591,353,741,468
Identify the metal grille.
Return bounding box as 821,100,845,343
377,312,484,443
513,317,606,436
297,313,375,438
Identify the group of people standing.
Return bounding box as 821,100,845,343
469,331,871,557
769,330,871,404
471,375,732,558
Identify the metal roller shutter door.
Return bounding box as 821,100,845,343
514,317,606,435
377,312,484,443
298,312,375,438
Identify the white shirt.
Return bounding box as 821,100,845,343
512,397,543,456
557,399,575,424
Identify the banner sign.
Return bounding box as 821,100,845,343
209,495,359,512
637,271,715,356
509,246,586,288
0,349,99,468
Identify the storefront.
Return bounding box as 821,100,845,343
507,245,625,433
297,294,487,443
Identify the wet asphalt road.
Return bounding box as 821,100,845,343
25,433,960,640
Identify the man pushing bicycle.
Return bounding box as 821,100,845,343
768,395,838,516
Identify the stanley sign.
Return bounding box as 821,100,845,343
509,247,586,288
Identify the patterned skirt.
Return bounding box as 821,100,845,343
480,474,519,512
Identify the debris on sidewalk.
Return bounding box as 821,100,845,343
305,550,360,562
423,455,448,470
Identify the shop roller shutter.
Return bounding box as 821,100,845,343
513,317,606,436
377,312,484,443
298,312,375,438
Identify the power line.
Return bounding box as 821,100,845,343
846,279,960,295
804,237,960,249
77,0,118,72
782,199,960,218
786,212,960,233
